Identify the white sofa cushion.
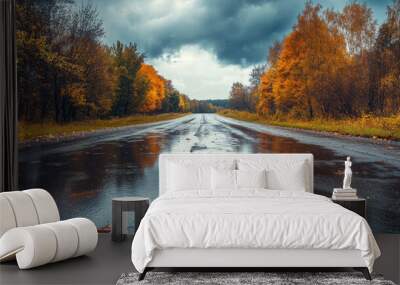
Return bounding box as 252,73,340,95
0,196,17,237
67,218,98,257
1,191,39,227
42,221,79,262
0,189,60,233
24,189,60,224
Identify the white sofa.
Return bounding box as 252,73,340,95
0,188,98,269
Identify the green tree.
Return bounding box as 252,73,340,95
17,0,79,122
133,75,151,112
163,91,181,112
111,41,144,116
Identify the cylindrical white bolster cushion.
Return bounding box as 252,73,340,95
0,226,57,269
23,189,60,224
1,191,39,227
42,221,79,262
65,218,98,257
0,196,17,237
0,218,97,269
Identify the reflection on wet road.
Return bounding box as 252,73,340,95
19,114,400,233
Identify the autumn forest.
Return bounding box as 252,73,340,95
229,1,400,120
16,0,216,124
17,0,400,133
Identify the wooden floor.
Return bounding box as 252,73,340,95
0,233,398,285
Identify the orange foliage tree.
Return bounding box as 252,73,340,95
16,1,193,122
136,64,166,113
238,1,400,120
258,2,348,118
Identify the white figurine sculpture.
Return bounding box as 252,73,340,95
343,156,352,189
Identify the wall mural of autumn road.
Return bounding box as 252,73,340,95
19,113,400,233
17,0,400,233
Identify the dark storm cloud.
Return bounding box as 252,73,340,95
92,0,303,66
90,0,392,66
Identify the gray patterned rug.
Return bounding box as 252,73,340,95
116,272,396,285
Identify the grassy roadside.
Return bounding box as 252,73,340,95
218,109,400,141
19,113,188,143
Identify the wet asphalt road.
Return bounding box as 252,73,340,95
19,114,400,233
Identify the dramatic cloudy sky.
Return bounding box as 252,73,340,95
89,0,392,100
